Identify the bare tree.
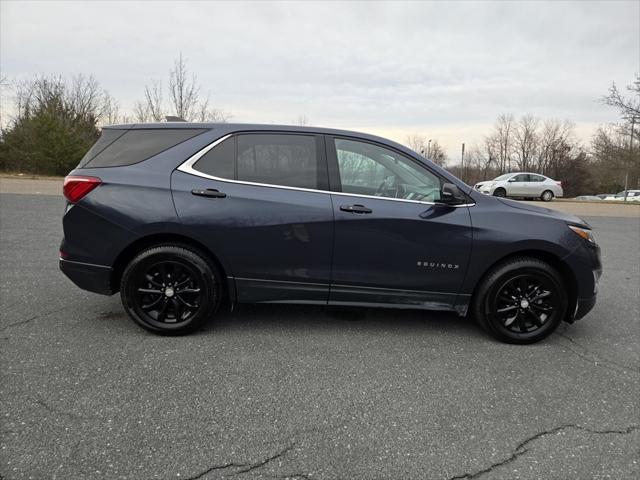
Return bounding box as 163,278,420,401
144,80,165,121
513,114,539,171
0,75,10,129
135,53,230,123
101,92,120,125
602,74,640,120
133,101,151,123
69,75,104,121
537,119,574,173
169,53,199,121
196,94,233,122
404,134,447,165
427,140,448,166
476,137,499,179
405,133,428,154
488,114,514,173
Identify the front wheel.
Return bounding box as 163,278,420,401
120,245,221,335
493,188,506,198
472,257,567,344
541,190,554,202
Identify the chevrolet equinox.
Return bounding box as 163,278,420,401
60,124,601,343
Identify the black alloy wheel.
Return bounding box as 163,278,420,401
121,245,221,334
472,257,567,344
491,273,559,334
493,188,506,197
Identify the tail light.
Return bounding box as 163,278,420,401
63,176,102,203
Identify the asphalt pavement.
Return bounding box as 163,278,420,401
1,193,638,480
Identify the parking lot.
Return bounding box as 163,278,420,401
1,185,639,479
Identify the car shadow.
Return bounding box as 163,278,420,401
197,303,484,339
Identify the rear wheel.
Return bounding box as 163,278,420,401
472,257,567,344
493,188,506,198
541,190,554,202
120,245,221,335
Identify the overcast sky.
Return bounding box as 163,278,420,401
1,0,638,159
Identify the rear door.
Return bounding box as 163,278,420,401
172,132,334,303
326,136,472,309
508,174,530,196
527,174,546,196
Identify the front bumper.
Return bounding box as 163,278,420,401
60,258,114,295
564,242,602,323
474,185,493,195
572,294,597,322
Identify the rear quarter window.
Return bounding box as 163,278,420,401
79,129,206,168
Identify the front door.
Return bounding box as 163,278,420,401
326,136,472,309
172,132,333,303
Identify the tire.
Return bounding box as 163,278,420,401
541,190,554,202
120,245,221,335
471,257,567,344
493,188,506,198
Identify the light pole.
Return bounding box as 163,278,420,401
624,116,637,200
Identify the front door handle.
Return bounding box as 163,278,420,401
191,188,227,198
340,204,372,214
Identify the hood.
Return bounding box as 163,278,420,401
496,198,590,228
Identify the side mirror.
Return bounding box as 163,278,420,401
439,183,465,205
508,178,517,182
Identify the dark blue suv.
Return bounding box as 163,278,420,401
60,123,601,343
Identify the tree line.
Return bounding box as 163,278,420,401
407,76,639,196
0,55,637,196
0,54,231,175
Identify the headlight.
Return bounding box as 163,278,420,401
569,225,596,244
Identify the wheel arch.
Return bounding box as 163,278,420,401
469,249,578,322
110,233,233,302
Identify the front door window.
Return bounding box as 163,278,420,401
335,138,442,202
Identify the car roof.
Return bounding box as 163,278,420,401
104,122,386,140
101,122,426,164
497,172,547,177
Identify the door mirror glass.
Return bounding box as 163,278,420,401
438,183,465,205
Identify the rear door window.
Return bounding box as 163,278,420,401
192,133,324,190
237,134,320,189
81,129,206,168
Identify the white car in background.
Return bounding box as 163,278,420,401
603,190,640,202
474,172,564,202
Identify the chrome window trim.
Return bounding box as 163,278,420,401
176,133,475,208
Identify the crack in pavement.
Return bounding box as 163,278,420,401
552,325,639,376
448,424,640,480
0,306,68,332
181,444,295,480
269,474,313,480
270,475,312,480
33,397,86,422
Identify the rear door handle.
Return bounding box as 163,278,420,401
340,204,372,214
191,188,226,198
